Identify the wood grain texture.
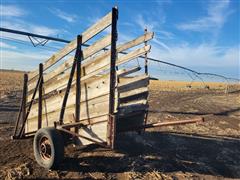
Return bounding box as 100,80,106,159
28,11,112,80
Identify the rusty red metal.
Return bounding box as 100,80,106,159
120,117,204,132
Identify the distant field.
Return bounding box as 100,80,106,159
150,79,240,92
0,70,24,98
0,70,239,96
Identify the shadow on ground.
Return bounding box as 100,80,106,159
58,131,240,179
150,107,240,117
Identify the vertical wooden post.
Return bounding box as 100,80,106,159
19,72,42,137
144,28,148,75
144,29,149,131
75,35,82,133
59,35,81,125
108,7,118,149
22,74,28,135
38,63,43,129
13,73,28,138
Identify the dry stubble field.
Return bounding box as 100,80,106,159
0,70,240,179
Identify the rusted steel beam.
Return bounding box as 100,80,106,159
107,7,118,149
38,63,43,129
119,117,204,132
13,73,28,138
75,35,82,133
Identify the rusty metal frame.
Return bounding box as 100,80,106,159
58,127,107,147
119,117,204,133
107,7,118,149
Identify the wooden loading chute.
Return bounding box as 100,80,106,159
13,7,154,148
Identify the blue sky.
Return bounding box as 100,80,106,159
0,0,239,79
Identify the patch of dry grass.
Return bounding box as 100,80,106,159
150,79,240,92
0,70,24,98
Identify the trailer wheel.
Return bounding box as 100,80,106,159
33,128,64,169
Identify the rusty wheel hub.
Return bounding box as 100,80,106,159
39,136,51,160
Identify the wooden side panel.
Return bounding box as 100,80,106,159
28,32,153,92
28,75,110,120
77,121,108,145
115,74,150,132
26,96,109,132
28,34,111,91
28,11,112,80
118,75,150,93
27,45,151,102
117,32,153,52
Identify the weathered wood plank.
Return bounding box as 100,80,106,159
119,87,148,99
28,32,153,91
80,45,151,83
28,11,112,80
76,121,108,145
28,76,110,119
60,114,108,129
28,34,111,91
119,103,148,115
26,73,149,132
28,72,109,102
120,99,147,107
118,75,150,93
28,45,150,102
117,32,154,52
26,95,110,132
26,113,108,134
117,66,141,77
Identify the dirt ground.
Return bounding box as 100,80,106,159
0,70,239,180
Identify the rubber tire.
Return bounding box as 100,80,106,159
33,127,64,169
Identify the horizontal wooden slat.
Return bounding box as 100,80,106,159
28,39,77,80
117,32,154,52
26,114,108,135
26,95,110,132
28,45,151,102
28,32,154,92
76,121,108,145
81,32,154,72
28,75,110,119
27,74,149,130
120,99,147,107
28,71,109,102
119,103,148,115
60,114,108,129
118,74,150,93
82,34,111,59
119,87,148,99
28,11,113,80
117,66,141,77
28,34,111,91
80,45,151,83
